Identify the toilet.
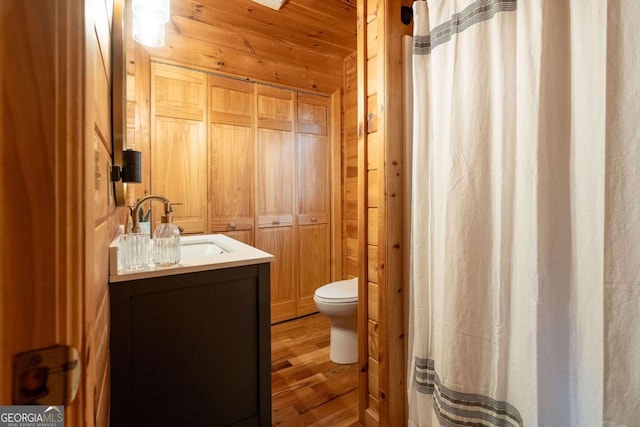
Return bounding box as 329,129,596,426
314,277,358,364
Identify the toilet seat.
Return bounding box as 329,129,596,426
314,278,358,304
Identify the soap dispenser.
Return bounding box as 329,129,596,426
152,202,180,267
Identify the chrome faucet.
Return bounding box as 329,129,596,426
130,194,171,234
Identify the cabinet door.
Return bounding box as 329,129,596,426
256,227,295,324
296,94,331,314
220,230,253,246
255,86,296,323
151,117,207,233
297,94,330,225
298,224,330,316
109,265,272,426
256,87,294,228
209,76,255,242
151,63,207,233
297,132,329,225
257,128,295,228
153,63,206,121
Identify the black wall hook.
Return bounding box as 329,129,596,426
401,5,413,25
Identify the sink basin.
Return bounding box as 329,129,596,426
180,240,229,260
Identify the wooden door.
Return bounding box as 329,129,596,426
254,86,296,323
151,63,207,234
298,224,330,315
2,1,116,425
208,76,255,244
296,94,331,316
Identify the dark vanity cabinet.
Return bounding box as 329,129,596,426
109,263,271,427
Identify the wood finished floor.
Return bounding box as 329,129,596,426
271,314,360,426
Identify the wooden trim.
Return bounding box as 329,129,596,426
356,0,370,423
376,0,389,423
379,2,407,425
291,91,301,320
206,71,212,233
253,82,260,246
383,0,408,425
207,70,222,229
357,1,409,425
70,2,91,424
330,89,343,281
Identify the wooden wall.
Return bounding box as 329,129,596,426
343,52,359,278
357,0,410,425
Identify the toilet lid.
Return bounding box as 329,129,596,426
315,278,358,303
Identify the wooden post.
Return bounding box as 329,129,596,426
357,0,410,425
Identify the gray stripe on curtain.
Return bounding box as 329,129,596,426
413,0,517,55
415,357,524,427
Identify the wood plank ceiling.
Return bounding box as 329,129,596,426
139,0,357,93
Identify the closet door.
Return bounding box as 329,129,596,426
296,94,331,316
208,75,255,245
151,63,207,234
254,86,296,323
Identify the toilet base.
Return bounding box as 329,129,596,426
329,326,358,364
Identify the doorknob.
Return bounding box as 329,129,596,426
13,345,80,406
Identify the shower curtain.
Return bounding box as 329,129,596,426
408,1,640,426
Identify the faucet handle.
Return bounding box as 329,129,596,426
164,202,183,213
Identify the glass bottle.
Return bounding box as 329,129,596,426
152,214,180,267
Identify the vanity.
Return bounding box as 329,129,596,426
108,234,274,426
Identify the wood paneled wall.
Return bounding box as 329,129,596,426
343,52,359,278
89,0,122,424
357,0,410,425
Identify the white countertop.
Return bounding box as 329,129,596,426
109,233,274,283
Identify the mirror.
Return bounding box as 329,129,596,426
112,0,127,206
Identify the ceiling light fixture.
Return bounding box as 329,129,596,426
132,0,170,48
250,0,287,11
